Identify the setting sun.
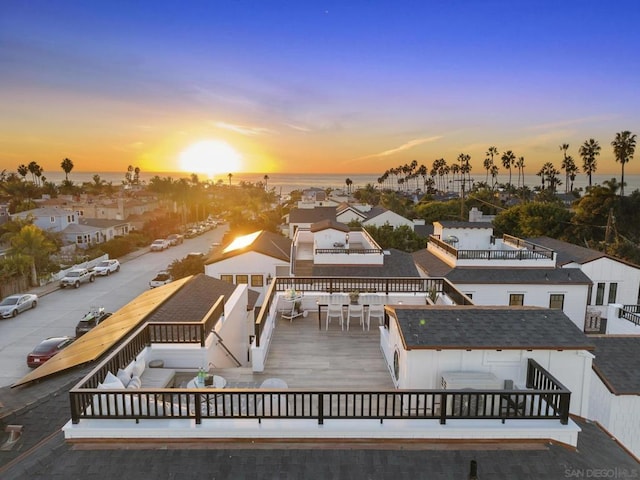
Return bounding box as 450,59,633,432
179,140,243,176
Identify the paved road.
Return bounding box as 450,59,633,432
0,227,227,388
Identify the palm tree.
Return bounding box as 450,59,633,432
483,157,493,184
515,156,525,188
559,144,572,193
501,150,516,186
345,178,353,194
227,173,233,186
263,174,269,190
27,161,39,184
578,138,601,188
611,130,637,196
60,158,74,181
489,165,499,189
17,164,28,181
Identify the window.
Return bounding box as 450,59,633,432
509,294,524,306
595,283,605,305
608,283,618,304
76,236,83,244
236,275,248,284
250,275,264,287
50,216,55,223
220,275,233,283
465,293,473,299
549,294,564,310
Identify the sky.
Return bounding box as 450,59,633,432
1,0,639,178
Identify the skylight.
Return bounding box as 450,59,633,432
222,231,261,254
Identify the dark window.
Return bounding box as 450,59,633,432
465,293,473,299
220,275,233,283
608,283,618,304
549,294,565,310
251,275,264,287
509,294,524,306
236,275,248,284
595,283,605,305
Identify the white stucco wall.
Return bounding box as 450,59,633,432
363,211,412,229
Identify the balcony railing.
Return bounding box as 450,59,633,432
315,248,383,255
70,358,570,426
429,234,555,261
618,305,640,326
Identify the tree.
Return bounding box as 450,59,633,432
515,156,525,188
7,224,57,286
228,173,233,186
17,164,28,180
345,178,353,194
501,150,516,186
60,158,74,181
263,174,269,190
611,130,637,196
579,138,601,188
493,202,573,239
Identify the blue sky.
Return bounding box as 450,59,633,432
1,0,639,176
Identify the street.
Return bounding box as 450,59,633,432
0,226,227,387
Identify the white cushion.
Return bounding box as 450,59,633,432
132,359,146,377
117,368,131,386
127,375,141,389
103,371,125,389
124,362,135,378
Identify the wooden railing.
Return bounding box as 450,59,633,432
69,360,571,426
618,305,640,326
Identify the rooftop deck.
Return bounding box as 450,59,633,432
178,311,393,390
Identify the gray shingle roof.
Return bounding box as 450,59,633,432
289,206,337,223
207,230,291,264
411,248,453,277
312,248,420,277
526,236,606,266
445,267,591,284
393,306,595,350
364,206,388,220
310,219,349,233
591,336,640,394
79,218,129,228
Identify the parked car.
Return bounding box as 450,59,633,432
60,268,95,288
27,336,74,368
0,293,38,318
75,307,112,337
149,271,172,288
93,259,120,276
167,233,184,246
150,239,170,251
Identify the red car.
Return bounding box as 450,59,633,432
27,336,74,368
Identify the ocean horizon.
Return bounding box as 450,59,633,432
30,171,640,196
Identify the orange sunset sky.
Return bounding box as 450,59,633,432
1,1,639,177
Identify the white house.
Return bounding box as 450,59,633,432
381,305,594,419
589,336,640,459
527,236,640,319
287,206,336,238
12,206,78,233
204,230,291,303
412,221,591,329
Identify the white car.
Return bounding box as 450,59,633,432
0,294,38,318
93,259,121,276
149,271,172,288
150,239,170,251
60,268,95,288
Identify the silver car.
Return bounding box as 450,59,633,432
0,294,38,318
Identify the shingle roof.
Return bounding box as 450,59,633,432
445,267,591,284
60,223,97,234
393,306,594,350
411,248,453,277
312,248,420,277
289,206,337,223
526,236,606,265
79,218,129,228
206,230,291,264
12,206,74,217
364,206,388,220
310,219,349,233
591,336,640,394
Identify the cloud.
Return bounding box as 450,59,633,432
214,121,273,136
356,136,443,160
285,123,312,133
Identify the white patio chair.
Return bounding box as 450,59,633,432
326,297,345,330
366,303,385,330
347,302,364,331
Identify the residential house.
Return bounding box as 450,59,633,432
12,206,77,233
412,221,592,330
287,206,336,238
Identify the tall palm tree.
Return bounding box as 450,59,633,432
345,178,353,194
578,138,601,188
490,165,499,189
483,157,493,183
227,173,233,186
17,164,28,180
559,144,572,193
263,174,269,190
611,130,637,196
501,150,516,186
61,158,74,181
515,156,525,188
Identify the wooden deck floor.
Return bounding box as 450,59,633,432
177,312,394,390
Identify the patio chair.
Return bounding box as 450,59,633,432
367,303,385,330
326,298,344,330
347,303,364,331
